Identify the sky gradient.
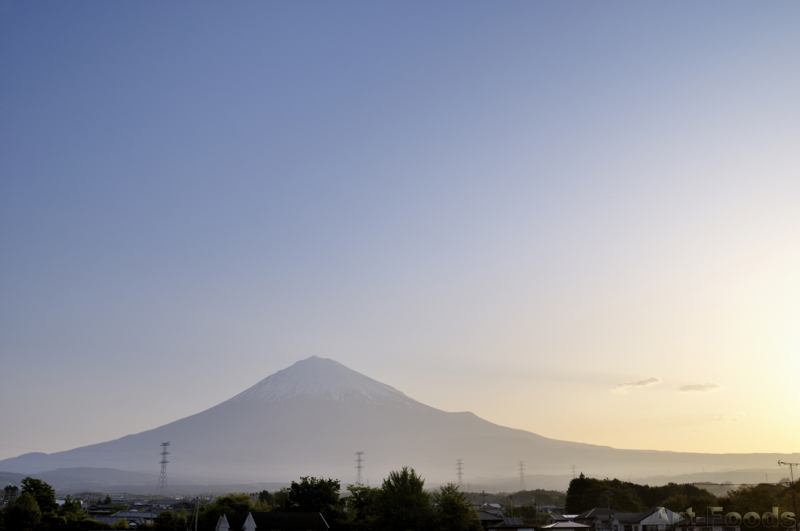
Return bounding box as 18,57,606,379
1,1,799,464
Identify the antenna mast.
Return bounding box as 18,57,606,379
157,442,170,499
355,452,364,485
779,460,799,531
456,459,464,486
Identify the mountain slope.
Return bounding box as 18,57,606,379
1,357,796,486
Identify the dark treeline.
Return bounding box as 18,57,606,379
4,471,798,531
463,489,566,507
567,473,799,531
0,468,483,531
194,468,483,531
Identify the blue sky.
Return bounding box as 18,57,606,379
2,1,799,461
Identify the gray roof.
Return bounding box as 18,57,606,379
479,510,505,522
577,508,617,519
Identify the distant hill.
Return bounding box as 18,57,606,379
0,471,26,487
1,357,797,490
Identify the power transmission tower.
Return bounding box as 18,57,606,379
355,452,364,485
157,442,170,499
519,461,526,491
456,459,464,486
571,465,577,478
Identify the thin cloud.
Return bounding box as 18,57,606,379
611,377,661,394
714,412,745,422
679,383,722,392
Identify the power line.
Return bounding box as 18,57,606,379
355,452,364,485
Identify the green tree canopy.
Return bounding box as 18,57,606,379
197,493,254,531
21,477,58,513
280,477,341,512
375,467,433,531
566,473,591,514
3,484,19,503
718,484,790,531
344,484,381,531
5,491,42,531
153,510,188,531
279,477,344,529
432,483,482,531
59,495,84,516
257,490,274,506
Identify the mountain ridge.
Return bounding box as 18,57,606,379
1,357,797,487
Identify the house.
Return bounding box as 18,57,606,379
575,506,687,531
93,514,148,528
111,510,159,525
487,516,537,531
478,509,505,529
574,508,619,531
547,515,580,525
616,507,684,531
540,505,567,514
172,500,199,512
679,514,741,531
216,512,329,531
217,513,249,531
542,520,593,531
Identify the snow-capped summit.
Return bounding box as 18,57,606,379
228,356,421,407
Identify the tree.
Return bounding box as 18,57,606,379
278,477,344,529
153,510,188,531
344,484,381,531
566,473,591,514
719,484,787,531
3,485,19,505
281,477,341,512
112,518,130,529
257,490,274,506
59,495,84,516
21,477,58,513
375,467,433,531
5,492,42,531
197,493,253,531
432,483,482,531
581,479,644,513
103,494,112,505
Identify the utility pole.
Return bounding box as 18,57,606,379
779,461,799,531
519,461,526,492
481,490,487,506
603,490,614,531
355,452,364,485
157,442,170,500
456,459,464,486
193,495,200,531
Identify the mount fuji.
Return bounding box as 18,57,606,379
1,357,795,488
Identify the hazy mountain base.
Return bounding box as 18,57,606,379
2,466,793,496
2,358,798,487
